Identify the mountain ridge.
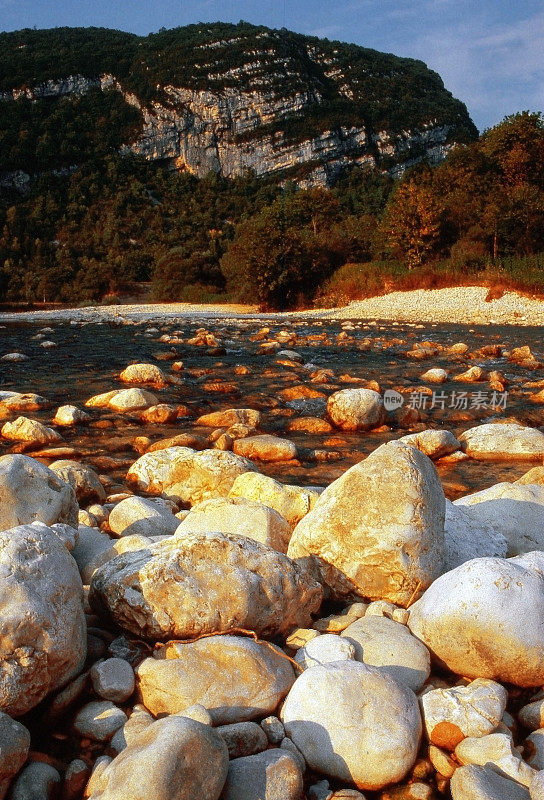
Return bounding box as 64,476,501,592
0,22,477,186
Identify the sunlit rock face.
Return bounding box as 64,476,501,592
0,23,476,187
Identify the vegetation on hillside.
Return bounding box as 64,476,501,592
0,21,476,171
0,18,541,313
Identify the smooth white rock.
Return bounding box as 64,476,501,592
294,634,356,670
280,660,421,791
341,615,431,692
409,552,544,686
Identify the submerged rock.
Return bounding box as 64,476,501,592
459,423,544,460
327,388,385,431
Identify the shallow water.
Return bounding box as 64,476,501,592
1,315,544,497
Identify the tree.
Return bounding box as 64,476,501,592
383,180,443,269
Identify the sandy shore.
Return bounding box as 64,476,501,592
1,286,544,325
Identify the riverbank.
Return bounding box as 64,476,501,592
1,286,544,325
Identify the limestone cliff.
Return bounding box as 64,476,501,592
0,23,478,186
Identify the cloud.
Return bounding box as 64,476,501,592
403,8,544,130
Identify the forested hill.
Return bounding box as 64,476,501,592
0,22,477,184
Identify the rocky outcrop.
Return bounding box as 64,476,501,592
0,23,476,187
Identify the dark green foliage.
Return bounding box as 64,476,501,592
0,88,142,172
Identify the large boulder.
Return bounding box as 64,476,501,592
90,531,323,640
327,388,385,431
136,635,295,723
229,473,320,527
0,523,86,716
280,660,421,791
408,552,544,687
459,423,544,460
85,715,229,800
287,441,445,606
444,500,507,572
175,497,292,553
0,454,78,531
454,483,544,556
49,460,106,505
126,447,257,505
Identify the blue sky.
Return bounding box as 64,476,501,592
1,0,542,133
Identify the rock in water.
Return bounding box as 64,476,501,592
280,660,421,791
459,422,544,461
0,523,86,716
90,531,323,640
136,635,295,722
126,446,257,504
287,441,445,606
85,715,229,800
408,552,544,686
0,454,78,531
327,388,385,431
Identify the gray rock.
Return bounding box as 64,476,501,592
220,750,303,800
217,722,268,759
73,701,127,741
261,716,285,746
90,659,135,703
0,712,30,799
9,762,60,800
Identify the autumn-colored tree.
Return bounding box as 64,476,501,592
383,180,443,269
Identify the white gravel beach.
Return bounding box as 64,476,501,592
1,286,543,325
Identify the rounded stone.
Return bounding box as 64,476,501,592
280,660,421,791
73,700,127,741
341,615,431,691
327,388,385,431
408,552,544,687
90,659,135,703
